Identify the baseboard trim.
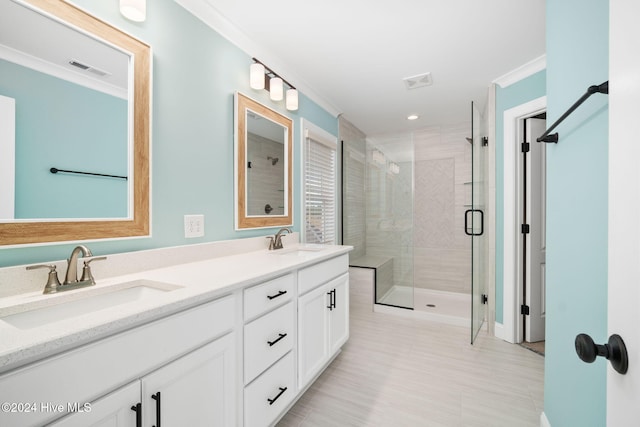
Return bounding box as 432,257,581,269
540,411,551,427
494,322,508,341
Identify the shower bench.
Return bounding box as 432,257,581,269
349,255,393,304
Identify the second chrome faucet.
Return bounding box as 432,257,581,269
266,227,293,250
27,245,106,294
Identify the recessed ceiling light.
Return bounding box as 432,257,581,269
407,114,419,121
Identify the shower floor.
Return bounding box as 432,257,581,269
376,285,470,327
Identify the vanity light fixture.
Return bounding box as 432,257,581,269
270,77,283,101
389,162,400,174
250,58,298,111
286,88,299,111
120,0,146,22
250,63,265,89
372,149,386,165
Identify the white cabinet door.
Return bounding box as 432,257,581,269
329,274,349,355
142,333,236,427
49,381,140,427
297,283,330,389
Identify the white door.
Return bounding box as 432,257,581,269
142,334,236,426
525,118,546,342
608,2,640,424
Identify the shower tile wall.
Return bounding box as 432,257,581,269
247,133,285,216
340,117,367,260
414,123,471,294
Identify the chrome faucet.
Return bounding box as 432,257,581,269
272,227,293,250
27,245,106,294
64,245,93,285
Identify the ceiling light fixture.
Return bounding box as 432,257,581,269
250,58,298,111
407,114,419,121
120,0,146,22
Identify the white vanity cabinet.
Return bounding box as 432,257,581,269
297,255,349,390
242,274,296,427
50,334,236,427
0,295,236,427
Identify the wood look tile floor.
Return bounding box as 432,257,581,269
277,273,544,427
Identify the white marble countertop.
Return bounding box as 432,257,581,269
0,244,351,374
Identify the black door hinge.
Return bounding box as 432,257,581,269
522,224,530,234
521,304,530,315
522,142,530,153
481,294,488,304
482,137,489,147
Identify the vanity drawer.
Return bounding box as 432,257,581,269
244,273,294,321
244,301,294,384
244,351,295,427
298,254,348,296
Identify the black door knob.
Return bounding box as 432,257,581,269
575,333,628,375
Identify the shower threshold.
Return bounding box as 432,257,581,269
375,286,470,327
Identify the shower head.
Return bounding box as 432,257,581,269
267,156,279,165
466,137,473,144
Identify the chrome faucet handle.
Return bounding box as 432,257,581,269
80,256,107,285
273,227,293,250
26,264,62,294
266,236,276,250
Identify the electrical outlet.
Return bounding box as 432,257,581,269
184,214,205,238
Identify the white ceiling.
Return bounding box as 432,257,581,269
194,0,546,137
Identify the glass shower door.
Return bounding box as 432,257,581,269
469,101,487,344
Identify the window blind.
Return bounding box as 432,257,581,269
304,133,337,244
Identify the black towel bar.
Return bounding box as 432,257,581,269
537,81,608,143
50,167,127,180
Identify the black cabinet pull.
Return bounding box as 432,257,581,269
267,332,287,347
267,387,288,405
327,289,336,310
151,392,161,427
130,403,142,427
267,290,287,300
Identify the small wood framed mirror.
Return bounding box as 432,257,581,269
234,92,293,229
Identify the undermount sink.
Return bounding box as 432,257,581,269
0,279,182,330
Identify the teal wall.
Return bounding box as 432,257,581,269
494,70,546,324
544,0,609,425
0,59,127,219
0,0,337,267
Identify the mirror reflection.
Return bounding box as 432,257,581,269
0,0,150,246
246,111,286,216
0,0,130,221
235,93,292,229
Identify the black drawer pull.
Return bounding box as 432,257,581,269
151,392,161,427
267,333,287,347
267,387,288,405
130,403,142,427
267,290,287,300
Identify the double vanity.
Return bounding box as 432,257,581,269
0,237,351,426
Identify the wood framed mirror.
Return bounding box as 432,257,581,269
0,0,150,246
235,92,293,229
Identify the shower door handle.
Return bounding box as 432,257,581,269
465,209,484,236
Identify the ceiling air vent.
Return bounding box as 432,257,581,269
403,72,433,90
68,59,111,78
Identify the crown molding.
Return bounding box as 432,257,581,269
493,54,546,88
175,0,342,118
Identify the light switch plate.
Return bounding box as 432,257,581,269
184,214,204,238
